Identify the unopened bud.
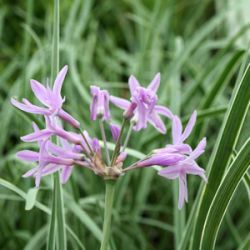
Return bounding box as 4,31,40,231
123,102,137,120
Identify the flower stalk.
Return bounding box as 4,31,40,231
100,180,116,250
99,120,111,165
110,119,127,166
122,122,134,152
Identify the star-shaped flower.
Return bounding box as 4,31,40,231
11,66,80,128
110,73,173,133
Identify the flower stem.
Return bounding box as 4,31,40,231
78,128,94,156
100,180,116,250
122,122,133,152
99,120,111,165
110,119,127,166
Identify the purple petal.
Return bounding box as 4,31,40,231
154,144,192,154
17,150,39,162
148,73,160,93
53,65,68,97
35,173,41,187
154,105,173,119
47,141,82,160
190,138,206,160
45,154,74,166
30,79,49,106
41,164,61,176
184,164,207,182
138,153,184,167
22,167,38,178
60,166,73,184
158,165,182,179
110,96,130,110
172,115,183,144
11,98,50,115
109,123,120,142
21,129,53,142
181,111,197,142
32,122,40,132
133,103,147,131
148,111,166,133
58,109,80,128
178,174,188,209
58,131,80,144
128,75,140,93
103,91,111,120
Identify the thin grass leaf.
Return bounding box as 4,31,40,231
200,137,250,250
190,64,250,249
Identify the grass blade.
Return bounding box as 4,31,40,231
190,64,250,249
200,137,250,250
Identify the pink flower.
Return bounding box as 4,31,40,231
110,73,173,133
90,86,110,121
11,66,80,128
134,111,207,209
158,138,207,209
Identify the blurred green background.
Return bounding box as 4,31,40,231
0,0,249,249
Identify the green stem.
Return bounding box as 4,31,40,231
110,119,127,166
47,0,67,249
122,122,133,152
99,120,111,165
100,180,116,250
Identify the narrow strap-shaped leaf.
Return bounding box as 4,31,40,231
0,178,84,249
200,137,250,250
200,50,244,110
67,200,102,242
190,64,250,249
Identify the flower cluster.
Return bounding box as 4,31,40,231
12,66,207,209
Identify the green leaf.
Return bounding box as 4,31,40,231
200,137,250,250
24,225,47,250
25,187,38,210
190,64,250,249
66,199,102,242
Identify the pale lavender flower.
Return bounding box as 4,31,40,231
11,66,80,128
158,138,207,209
90,86,110,121
110,73,173,133
132,111,207,209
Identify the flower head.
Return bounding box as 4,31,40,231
110,73,173,133
11,66,80,128
90,86,110,121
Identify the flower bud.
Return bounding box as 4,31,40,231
123,102,137,120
